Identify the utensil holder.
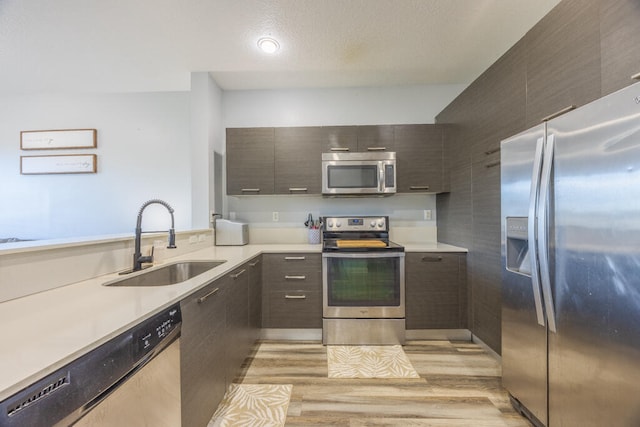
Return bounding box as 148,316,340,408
308,228,321,244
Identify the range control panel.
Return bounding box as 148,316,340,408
323,216,388,232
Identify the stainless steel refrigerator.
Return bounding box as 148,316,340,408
501,82,640,427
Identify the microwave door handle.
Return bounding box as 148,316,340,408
379,163,384,192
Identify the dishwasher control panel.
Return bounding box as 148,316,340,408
134,305,182,354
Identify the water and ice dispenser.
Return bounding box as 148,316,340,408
505,217,532,276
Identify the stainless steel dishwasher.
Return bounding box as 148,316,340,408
0,304,182,427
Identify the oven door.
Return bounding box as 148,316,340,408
322,251,405,318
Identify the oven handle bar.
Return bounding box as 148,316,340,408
322,252,405,259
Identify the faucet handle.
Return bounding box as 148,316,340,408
137,246,154,265
167,228,177,249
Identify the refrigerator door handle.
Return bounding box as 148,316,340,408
537,133,558,333
528,136,546,327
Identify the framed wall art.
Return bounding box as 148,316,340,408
20,129,97,150
20,154,97,175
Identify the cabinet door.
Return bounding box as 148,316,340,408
323,126,358,153
357,125,395,152
600,0,640,95
394,124,444,193
274,127,323,194
524,0,601,127
405,253,466,329
224,265,250,384
226,128,275,195
248,256,262,341
181,280,228,427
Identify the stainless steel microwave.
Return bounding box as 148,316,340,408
322,152,396,196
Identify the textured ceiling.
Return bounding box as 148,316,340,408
0,0,560,93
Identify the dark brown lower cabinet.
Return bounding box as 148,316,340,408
180,263,252,427
180,278,228,427
405,252,467,329
248,255,263,340
262,253,322,328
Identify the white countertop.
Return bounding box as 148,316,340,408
0,241,465,401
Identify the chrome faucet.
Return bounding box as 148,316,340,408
132,199,177,272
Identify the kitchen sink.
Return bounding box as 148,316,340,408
104,260,226,287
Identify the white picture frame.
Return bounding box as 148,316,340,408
20,129,97,150
20,154,97,175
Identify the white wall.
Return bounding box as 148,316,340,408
223,84,465,127
190,73,224,229
0,92,191,240
221,84,465,242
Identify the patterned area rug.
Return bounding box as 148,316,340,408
208,384,292,427
327,345,420,378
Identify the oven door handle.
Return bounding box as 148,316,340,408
322,251,405,259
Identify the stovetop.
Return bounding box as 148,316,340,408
321,215,404,252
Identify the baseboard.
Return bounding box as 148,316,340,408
405,329,472,341
472,334,502,362
261,328,322,341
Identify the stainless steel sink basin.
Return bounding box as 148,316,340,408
104,260,226,287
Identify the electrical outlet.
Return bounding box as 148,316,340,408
272,211,279,222
229,211,237,220
189,235,198,244
198,234,206,242
424,209,432,221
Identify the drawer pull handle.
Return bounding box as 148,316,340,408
197,287,220,304
409,185,430,191
330,147,350,152
241,188,260,193
484,147,500,155
289,187,308,192
285,275,306,280
631,72,640,80
485,160,501,169
231,269,246,279
367,147,387,151
421,256,443,262
284,256,306,260
285,294,306,299
249,260,261,267
541,105,575,122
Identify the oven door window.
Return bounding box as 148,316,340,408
326,257,400,306
327,165,378,189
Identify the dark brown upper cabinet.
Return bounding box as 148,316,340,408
600,0,640,96
226,128,275,195
524,0,601,128
356,125,395,152
394,124,445,193
274,127,324,194
323,126,358,153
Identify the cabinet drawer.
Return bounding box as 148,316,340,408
263,253,322,291
263,290,322,328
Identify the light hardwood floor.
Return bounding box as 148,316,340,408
232,340,532,426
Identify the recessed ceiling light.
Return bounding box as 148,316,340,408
257,37,280,54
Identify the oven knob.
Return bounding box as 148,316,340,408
377,220,385,228
370,221,376,228
328,220,334,228
336,221,342,227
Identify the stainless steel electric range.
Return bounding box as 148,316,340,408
321,215,405,345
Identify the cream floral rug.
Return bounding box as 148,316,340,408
327,345,420,378
208,384,292,427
